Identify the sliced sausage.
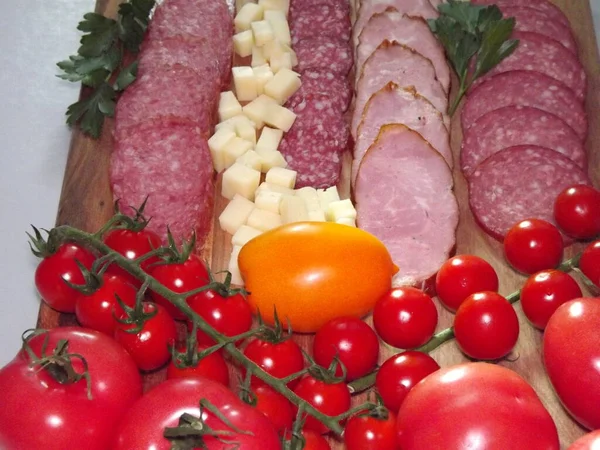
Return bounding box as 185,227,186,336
471,0,570,27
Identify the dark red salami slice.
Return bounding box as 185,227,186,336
471,0,570,27
279,94,350,188
294,37,353,75
286,69,351,112
461,106,587,177
468,145,590,242
110,118,215,245
461,71,587,140
290,0,350,15
290,4,351,44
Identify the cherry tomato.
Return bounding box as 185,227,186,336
312,317,379,381
243,337,305,388
253,385,294,435
569,430,600,449
579,240,600,288
114,302,177,372
554,184,600,239
34,243,96,313
520,270,582,329
302,430,331,450
75,273,137,335
166,345,229,386
396,363,560,450
454,291,519,360
373,287,438,349
293,375,351,434
544,298,600,430
149,254,209,320
375,351,440,413
344,410,398,450
435,255,499,312
504,219,564,275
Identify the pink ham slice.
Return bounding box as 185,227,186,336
355,124,458,288
356,9,450,93
353,82,451,186
352,41,448,137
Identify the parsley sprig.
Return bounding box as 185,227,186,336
428,0,519,116
58,0,155,138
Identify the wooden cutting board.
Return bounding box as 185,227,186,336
38,0,600,448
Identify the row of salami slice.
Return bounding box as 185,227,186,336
462,0,591,244
350,0,458,289
110,0,233,245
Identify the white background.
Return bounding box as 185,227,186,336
0,1,599,366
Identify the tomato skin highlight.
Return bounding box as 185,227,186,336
343,411,398,450
243,337,305,388
554,184,600,239
579,240,600,288
435,254,499,311
166,345,229,386
568,430,600,450
252,385,295,435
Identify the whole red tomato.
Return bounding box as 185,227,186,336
75,273,137,335
112,378,280,449
396,363,560,450
373,287,438,349
554,184,600,239
344,409,398,450
520,270,582,329
312,317,379,381
114,302,177,371
454,291,519,360
544,298,600,430
252,385,294,435
435,255,499,312
375,351,440,413
504,219,564,274
166,344,229,386
0,327,141,450
34,243,96,313
568,430,600,449
579,240,600,288
243,337,305,388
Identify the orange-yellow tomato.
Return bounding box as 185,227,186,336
238,222,397,333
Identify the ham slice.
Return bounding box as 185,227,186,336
356,9,450,93
352,41,448,137
355,124,458,288
353,82,451,185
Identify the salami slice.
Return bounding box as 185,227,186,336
290,0,350,14
111,118,215,245
474,31,586,100
286,69,351,113
355,124,458,288
471,0,570,27
461,106,586,176
294,37,353,75
461,71,587,140
290,4,351,44
279,94,349,188
468,146,591,242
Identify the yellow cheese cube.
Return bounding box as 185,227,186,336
229,246,244,285
243,94,277,128
308,210,327,222
336,218,356,227
251,46,267,67
251,20,275,47
280,195,309,224
247,208,283,231
256,149,287,172
256,127,283,152
219,194,255,234
256,182,295,196
265,13,291,45
295,187,321,211
255,190,283,213
270,52,292,73
326,199,357,222
235,3,264,32
236,150,262,171
208,128,236,173
224,137,253,168
235,119,257,145
218,91,243,122
233,30,255,58
264,10,286,21
318,186,341,211
258,0,289,15
222,163,261,200
264,68,301,104
232,225,263,247
262,39,284,61
253,64,274,96
265,167,297,189
263,103,296,131
233,66,258,102
236,0,256,13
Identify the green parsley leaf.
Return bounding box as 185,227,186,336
66,83,116,139
118,0,156,54
114,60,138,91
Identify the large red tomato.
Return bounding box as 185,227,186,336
0,327,142,450
112,378,280,449
544,298,600,430
396,363,560,450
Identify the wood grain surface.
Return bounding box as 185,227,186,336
38,0,600,448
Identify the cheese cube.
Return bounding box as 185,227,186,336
326,199,357,222
262,39,284,61
318,186,341,211
281,43,298,66
208,128,237,172
228,246,244,285
235,3,264,32
270,52,293,73
336,218,356,227
255,190,283,213
236,0,256,13
264,10,286,21
219,194,255,234
236,150,262,171
253,64,274,96
247,208,282,231
243,94,277,128
308,210,327,222
265,14,291,45
258,0,289,14
222,163,261,200
216,115,257,134
256,127,284,152
233,66,258,102
263,103,296,131
218,91,243,122
264,68,301,104
235,119,257,144
224,137,253,168
256,182,295,196
266,167,296,189
233,30,254,57
280,195,309,224
232,225,262,247
295,187,321,211
257,149,287,172
251,20,275,47
215,117,238,133
251,46,267,67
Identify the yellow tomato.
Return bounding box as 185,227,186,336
238,222,397,333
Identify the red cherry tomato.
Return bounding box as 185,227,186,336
34,243,96,313
435,255,499,312
579,240,600,288
302,430,331,449
344,410,398,450
149,254,209,320
569,430,600,449
253,385,294,435
166,345,229,386
312,317,379,381
504,219,564,274
375,351,440,413
75,273,137,335
520,270,582,329
373,287,438,349
114,302,177,371
243,337,305,388
454,291,519,360
293,375,351,434
554,184,600,240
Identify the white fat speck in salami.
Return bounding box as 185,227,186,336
471,0,570,27
294,37,353,75
287,69,351,113
290,4,351,44
468,145,591,243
